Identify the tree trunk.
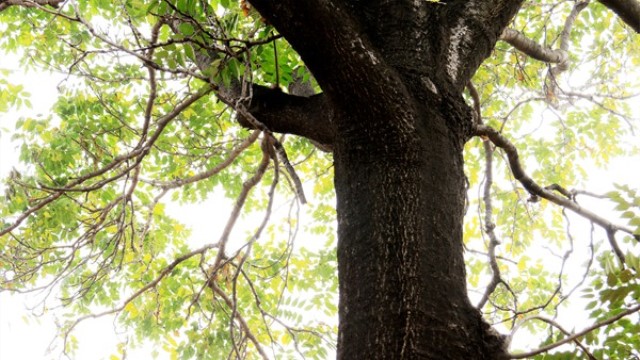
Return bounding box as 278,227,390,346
333,91,507,359
245,0,526,358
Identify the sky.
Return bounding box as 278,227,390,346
1,51,639,359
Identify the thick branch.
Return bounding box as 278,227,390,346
442,0,526,90
164,14,335,148
500,28,568,63
599,0,640,32
502,2,588,107
228,84,335,147
248,0,370,88
248,0,412,116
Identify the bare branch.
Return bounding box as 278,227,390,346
500,28,568,64
545,1,589,105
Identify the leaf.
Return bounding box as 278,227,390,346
621,210,635,219
618,269,634,283
178,23,194,37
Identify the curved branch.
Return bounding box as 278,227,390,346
225,84,335,148
509,303,640,358
467,81,504,310
474,124,639,241
500,28,568,64
599,0,640,33
164,12,335,149
510,315,597,359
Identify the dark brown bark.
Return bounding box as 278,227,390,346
599,0,640,33
239,85,335,146
332,95,508,359
243,0,526,358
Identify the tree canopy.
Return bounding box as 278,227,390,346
1,0,639,359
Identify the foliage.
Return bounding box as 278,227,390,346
0,0,639,358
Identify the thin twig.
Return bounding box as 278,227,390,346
509,303,640,359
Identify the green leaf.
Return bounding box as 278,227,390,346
178,23,194,37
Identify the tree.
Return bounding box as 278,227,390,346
1,0,639,359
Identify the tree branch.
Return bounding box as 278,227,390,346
163,12,335,149
510,315,597,359
0,0,63,12
220,84,335,148
509,303,640,358
599,0,640,33
467,82,504,310
248,0,414,118
474,124,639,241
499,28,568,63
442,0,526,90
500,1,588,107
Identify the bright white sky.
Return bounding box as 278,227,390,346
0,53,639,359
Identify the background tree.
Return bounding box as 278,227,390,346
1,0,639,359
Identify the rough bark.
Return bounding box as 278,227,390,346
244,0,525,358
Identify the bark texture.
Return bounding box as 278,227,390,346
244,0,526,358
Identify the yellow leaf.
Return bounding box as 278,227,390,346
166,335,177,347
124,302,139,317
517,258,527,272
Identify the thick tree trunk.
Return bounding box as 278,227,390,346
245,1,527,358
333,95,507,359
